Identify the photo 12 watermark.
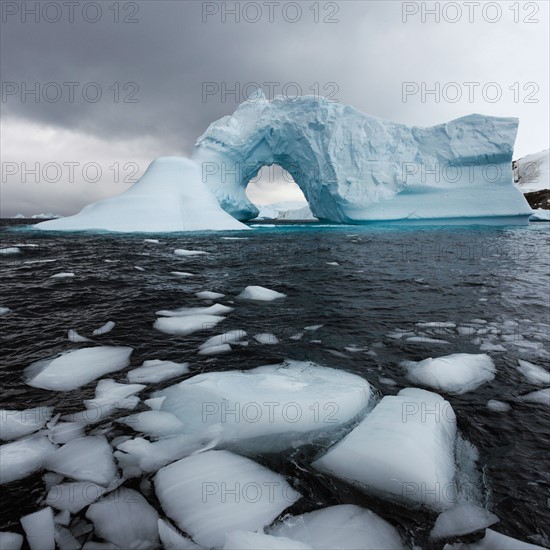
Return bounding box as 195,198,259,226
402,81,539,104
1,1,140,24
201,81,339,103
202,1,340,24
1,82,140,104
401,2,540,24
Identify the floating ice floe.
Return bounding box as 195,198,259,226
119,411,185,438
313,388,458,511
0,436,56,484
158,518,202,549
0,307,11,315
127,359,189,384
154,314,226,336
144,397,166,410
144,239,160,243
486,400,511,413
44,436,117,486
406,336,451,344
154,360,372,452
170,271,194,277
519,388,549,406
86,488,159,549
67,329,91,343
224,530,312,549
402,353,496,395
92,321,115,336
20,507,55,550
268,504,404,550
237,285,286,301
430,503,499,539
304,324,323,331
156,303,233,317
49,272,75,279
114,429,220,478
196,290,225,300
25,346,133,391
0,247,21,255
174,249,209,256
254,333,280,345
74,379,145,423
198,343,232,355
46,481,109,514
0,406,53,441
155,449,301,548
516,359,550,386
0,531,23,550
134,266,146,271
443,528,547,549
199,330,247,350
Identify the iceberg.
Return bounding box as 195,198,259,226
193,94,532,224
154,449,301,548
313,388,458,511
268,504,404,550
36,157,248,233
154,360,372,452
516,359,550,386
25,346,133,391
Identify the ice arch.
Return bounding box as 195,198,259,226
192,93,531,224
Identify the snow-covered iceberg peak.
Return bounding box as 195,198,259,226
193,95,531,224
36,157,248,233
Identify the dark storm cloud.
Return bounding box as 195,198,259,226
1,1,396,153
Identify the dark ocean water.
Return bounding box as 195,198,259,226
0,220,549,548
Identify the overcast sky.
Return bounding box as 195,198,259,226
1,0,548,216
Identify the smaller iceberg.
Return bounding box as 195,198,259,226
36,157,248,233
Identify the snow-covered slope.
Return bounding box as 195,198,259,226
513,149,549,193
193,93,531,224
36,157,248,232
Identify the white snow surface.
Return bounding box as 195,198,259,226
193,94,531,224
36,157,248,232
313,388,458,511
25,346,132,391
402,353,496,395
268,504,404,550
155,360,372,452
513,149,549,193
154,449,301,548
